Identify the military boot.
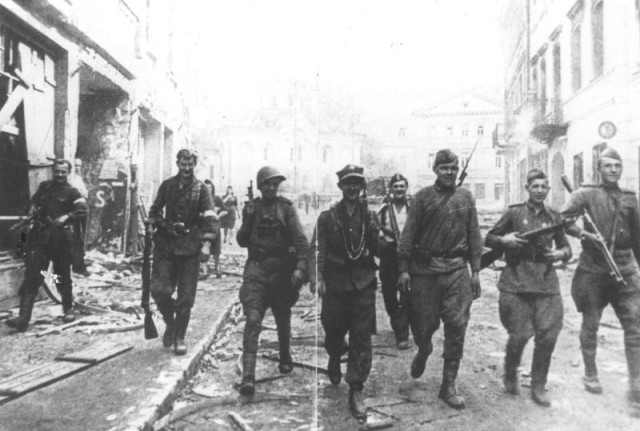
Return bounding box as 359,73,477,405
239,352,257,396
327,355,342,385
503,341,524,395
277,320,293,374
438,359,466,409
173,309,190,356
6,293,37,333
411,343,433,379
530,347,552,407
349,385,367,420
157,300,175,348
627,360,640,413
582,351,603,394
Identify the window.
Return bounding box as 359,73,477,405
447,126,454,136
474,183,486,200
461,127,469,136
552,44,562,101
477,125,484,136
399,128,406,137
263,144,269,160
460,154,469,168
592,0,604,78
494,183,504,201
496,155,503,168
574,152,584,187
290,147,295,162
322,147,330,163
540,58,547,115
570,4,584,92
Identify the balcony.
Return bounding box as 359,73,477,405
531,96,567,144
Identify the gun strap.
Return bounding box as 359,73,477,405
609,194,619,255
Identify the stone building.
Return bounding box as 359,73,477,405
0,0,191,309
498,0,640,206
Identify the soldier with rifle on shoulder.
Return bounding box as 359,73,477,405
485,169,571,407
561,147,640,413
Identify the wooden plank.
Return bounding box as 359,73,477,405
55,343,133,364
0,361,89,397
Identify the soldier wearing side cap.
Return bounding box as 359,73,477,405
378,173,412,350
309,164,380,421
485,169,571,407
562,147,640,411
237,166,309,396
397,149,483,410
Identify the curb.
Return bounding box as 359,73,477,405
126,299,239,431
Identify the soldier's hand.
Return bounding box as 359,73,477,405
580,231,599,244
291,269,305,290
471,271,482,299
53,215,69,226
543,250,565,263
199,242,211,262
502,232,528,249
243,202,255,218
310,279,325,297
397,272,411,294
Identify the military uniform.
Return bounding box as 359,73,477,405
378,197,411,346
310,199,380,389
7,179,87,331
485,200,571,402
148,175,216,351
562,182,640,399
237,194,308,390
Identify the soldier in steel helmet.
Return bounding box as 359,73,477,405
308,164,380,421
237,166,309,396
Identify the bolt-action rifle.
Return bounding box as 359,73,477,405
561,175,626,286
480,218,575,269
141,221,158,339
246,180,254,203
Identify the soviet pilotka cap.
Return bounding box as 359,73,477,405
336,164,365,183
599,147,622,161
433,149,459,168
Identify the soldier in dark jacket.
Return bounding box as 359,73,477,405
148,149,216,355
562,147,640,412
397,149,482,410
378,173,412,349
485,169,571,407
237,166,308,396
6,160,87,332
309,164,380,421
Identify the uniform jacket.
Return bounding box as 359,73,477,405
397,182,482,275
485,200,571,294
309,200,380,292
237,196,309,282
378,197,412,258
30,180,87,241
149,175,216,256
562,183,640,276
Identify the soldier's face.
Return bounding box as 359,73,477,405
599,157,622,184
259,179,280,200
339,178,363,202
526,179,549,204
53,164,70,184
177,157,196,179
391,181,407,200
434,162,459,187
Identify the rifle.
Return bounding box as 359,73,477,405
247,180,254,202
480,218,575,269
561,175,626,286
141,221,158,339
457,134,483,187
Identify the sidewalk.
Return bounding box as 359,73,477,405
0,277,240,431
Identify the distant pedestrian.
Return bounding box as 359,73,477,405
6,160,87,332
221,186,238,244
562,147,640,412
485,169,571,407
237,166,308,396
309,164,380,421
203,180,224,278
397,149,482,410
378,173,411,350
147,149,216,355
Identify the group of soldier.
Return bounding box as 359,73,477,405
6,146,640,421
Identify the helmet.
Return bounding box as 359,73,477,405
257,166,286,186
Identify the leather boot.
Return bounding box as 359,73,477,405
173,309,190,356
157,299,175,348
277,319,293,374
6,293,37,332
349,385,367,420
530,347,552,407
239,352,257,396
327,355,342,385
582,351,603,394
411,343,433,379
438,359,465,409
503,341,524,395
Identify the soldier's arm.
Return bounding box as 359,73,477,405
308,212,329,283
368,210,381,257
484,209,513,249
286,205,310,276
561,188,589,237
397,193,421,272
629,196,640,264
553,223,572,262
466,196,483,273
236,201,253,248
199,184,217,243
148,181,167,225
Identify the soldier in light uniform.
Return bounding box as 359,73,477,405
237,166,308,396
6,160,87,332
378,173,411,349
309,164,380,420
562,147,640,411
397,149,482,410
148,149,216,355
485,169,571,406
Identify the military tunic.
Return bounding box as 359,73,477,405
21,180,87,311
309,200,380,387
562,183,640,388
485,200,571,388
237,196,309,355
149,175,216,314
397,182,482,360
